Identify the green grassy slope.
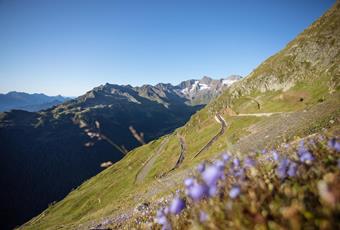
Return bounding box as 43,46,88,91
21,2,340,229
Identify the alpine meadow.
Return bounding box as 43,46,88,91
0,1,339,230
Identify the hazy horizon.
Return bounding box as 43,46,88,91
0,0,335,96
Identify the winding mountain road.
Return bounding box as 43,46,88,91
235,112,290,117
193,114,227,158
134,138,169,184
135,112,283,182
169,135,187,171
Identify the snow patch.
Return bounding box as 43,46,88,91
181,80,212,94
190,81,200,92
181,88,189,94
198,83,210,90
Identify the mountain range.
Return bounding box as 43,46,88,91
0,75,240,229
17,2,340,229
0,92,70,112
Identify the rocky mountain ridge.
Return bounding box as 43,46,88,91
78,75,242,108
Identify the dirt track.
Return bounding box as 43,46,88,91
169,135,187,171
134,138,169,184
193,114,227,158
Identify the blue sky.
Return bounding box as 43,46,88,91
0,0,335,96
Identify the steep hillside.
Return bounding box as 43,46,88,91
21,2,340,229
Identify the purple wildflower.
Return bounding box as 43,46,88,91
261,149,267,155
184,178,194,187
244,157,256,168
164,207,169,215
271,150,280,161
229,186,241,199
214,160,225,170
169,196,186,215
222,153,230,162
297,140,305,156
233,158,240,168
328,138,340,152
234,168,245,179
155,214,168,225
156,209,164,218
276,158,290,179
202,165,223,186
298,140,314,163
300,151,314,163
199,211,208,222
188,183,208,202
197,163,205,173
287,161,298,177
208,184,218,197
155,209,171,230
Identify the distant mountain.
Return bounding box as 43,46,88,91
134,75,242,107
176,75,242,104
0,91,70,112
0,76,239,229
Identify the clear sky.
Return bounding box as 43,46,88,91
0,0,335,96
